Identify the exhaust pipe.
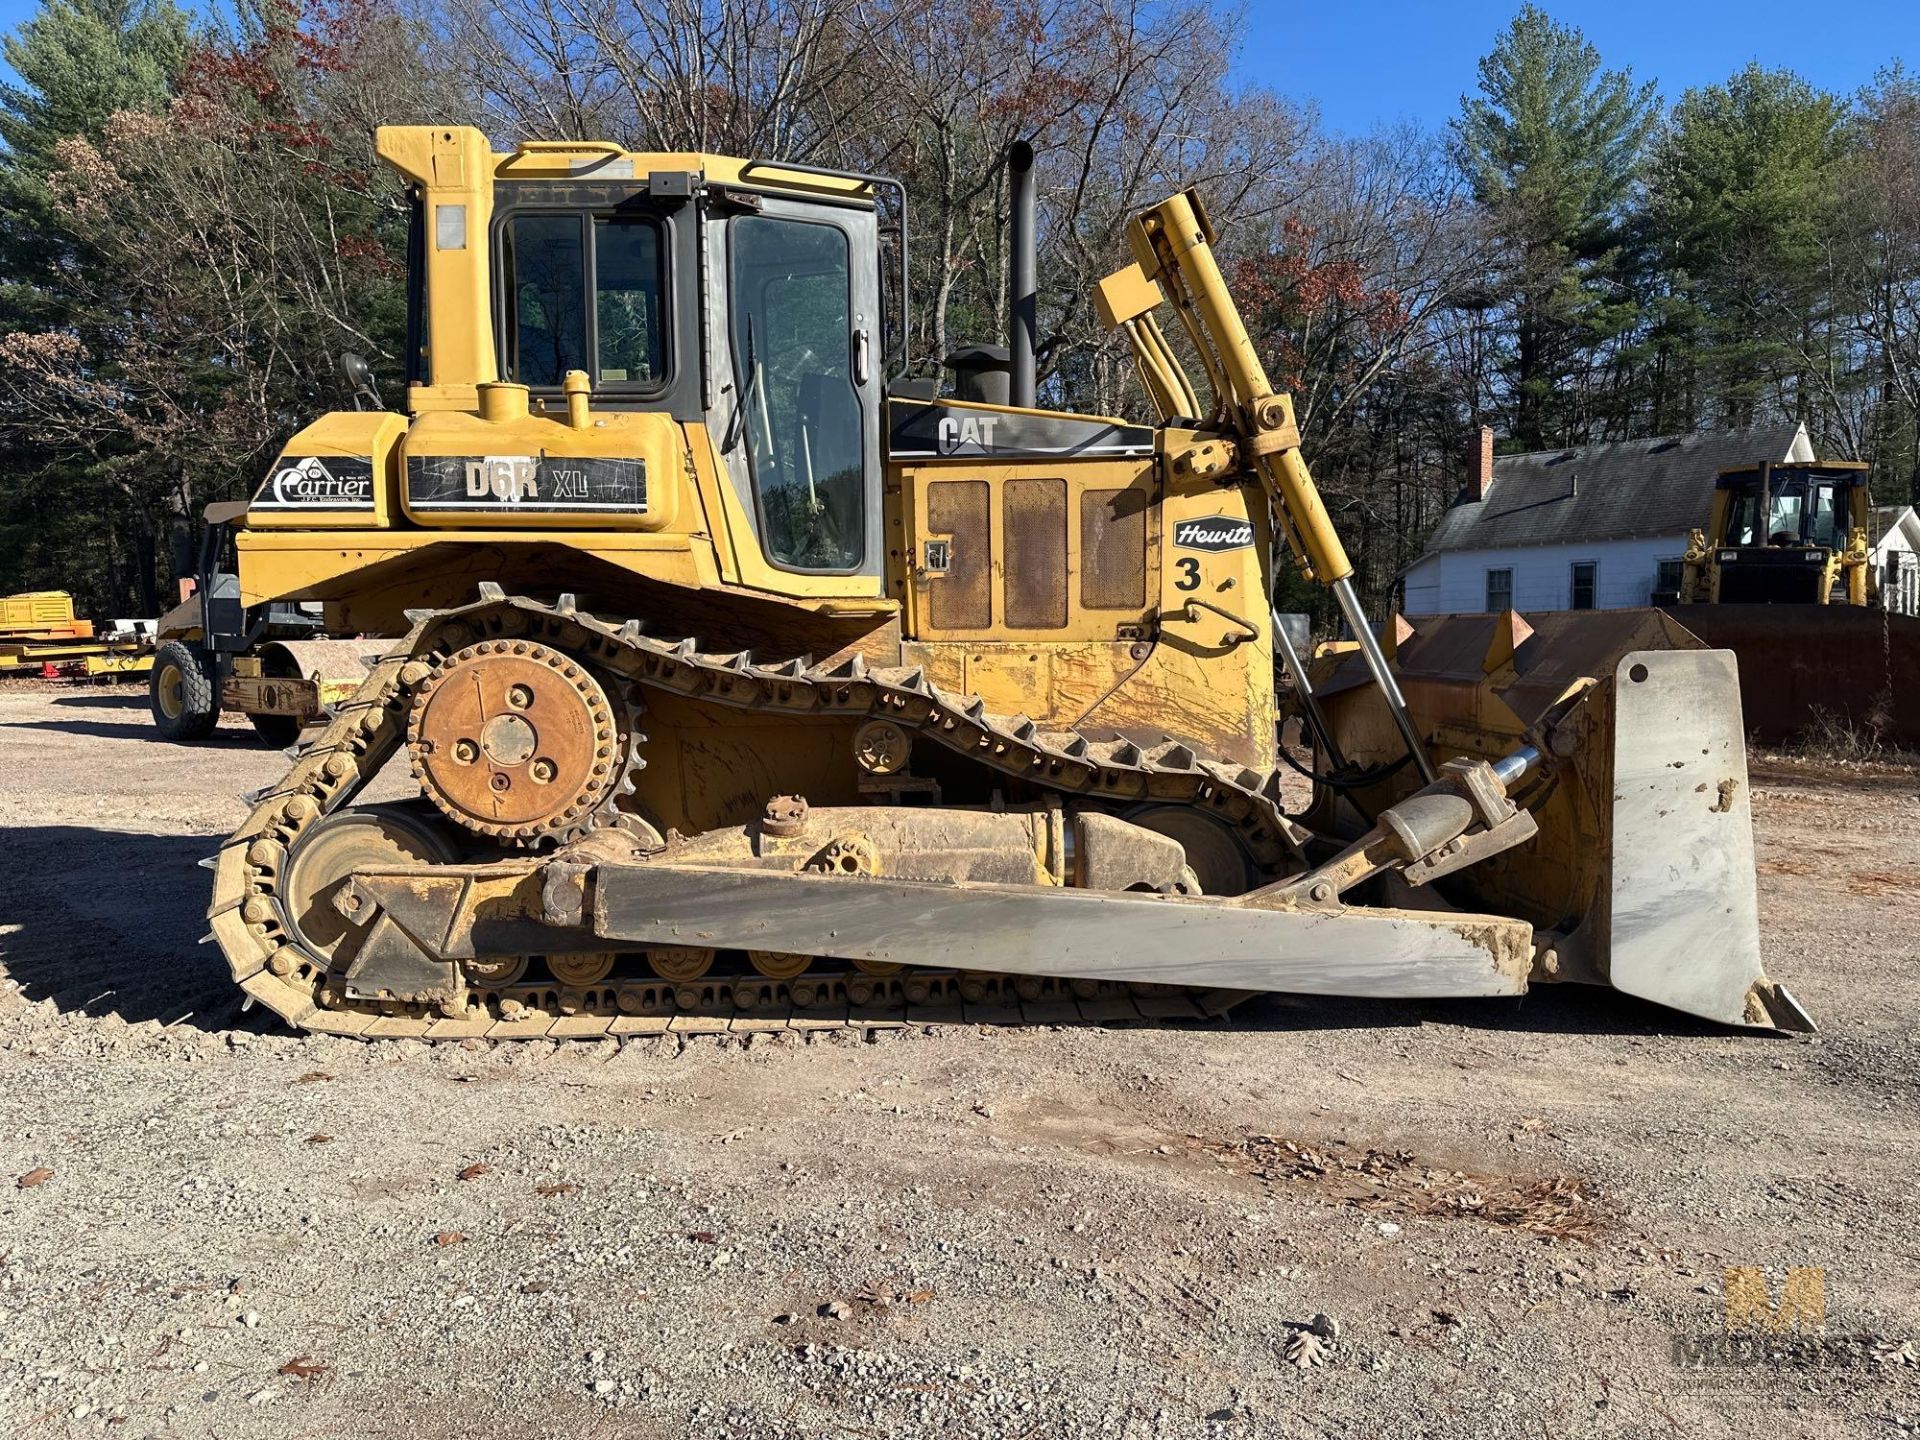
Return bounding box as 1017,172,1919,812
1008,141,1036,409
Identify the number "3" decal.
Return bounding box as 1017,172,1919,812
1174,556,1202,592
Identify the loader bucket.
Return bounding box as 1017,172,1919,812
1308,610,1813,1032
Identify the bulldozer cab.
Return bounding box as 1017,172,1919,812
383,128,890,581
1720,463,1863,550
482,174,885,576
1691,461,1875,605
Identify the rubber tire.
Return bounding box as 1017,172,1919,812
248,711,303,749
149,639,219,741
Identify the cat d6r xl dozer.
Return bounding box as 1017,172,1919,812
200,126,1811,1040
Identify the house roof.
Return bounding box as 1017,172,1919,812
1872,504,1920,552
1421,423,1808,556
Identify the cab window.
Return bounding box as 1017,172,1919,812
594,218,665,384
728,215,863,571
1807,481,1847,549
499,213,666,389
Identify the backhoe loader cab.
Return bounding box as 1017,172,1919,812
182,125,1810,1044
1681,461,1877,606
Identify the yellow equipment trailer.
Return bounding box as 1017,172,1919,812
193,127,1809,1040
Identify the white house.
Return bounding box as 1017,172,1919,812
1871,504,1920,615
1401,423,1814,615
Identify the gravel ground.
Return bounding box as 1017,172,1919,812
0,681,1916,1439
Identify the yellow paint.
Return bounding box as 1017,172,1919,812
376,127,496,389
244,410,406,530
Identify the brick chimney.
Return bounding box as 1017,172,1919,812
1467,425,1496,503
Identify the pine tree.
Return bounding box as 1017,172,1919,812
1453,5,1659,448
0,0,190,614
1649,64,1856,431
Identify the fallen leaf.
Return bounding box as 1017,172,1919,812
458,1163,489,1181
535,1182,580,1197
1871,1339,1915,1367
1284,1330,1329,1368
305,1133,333,1145
295,1071,332,1084
278,1357,327,1381
687,1231,718,1245
15,1168,52,1190
901,1288,935,1305
434,1231,466,1247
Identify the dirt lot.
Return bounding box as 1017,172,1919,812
0,681,1916,1439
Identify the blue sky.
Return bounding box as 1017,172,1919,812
1,0,1915,133
1232,0,1917,133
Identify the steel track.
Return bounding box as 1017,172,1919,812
206,590,1303,1040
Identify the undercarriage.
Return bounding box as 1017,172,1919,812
203,589,1808,1041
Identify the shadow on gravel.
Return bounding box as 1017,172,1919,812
0,716,261,745
0,824,245,1034
50,690,148,709
1226,985,1749,1040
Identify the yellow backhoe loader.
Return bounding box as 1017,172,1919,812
1679,460,1877,607
1669,460,1918,746
190,126,1810,1041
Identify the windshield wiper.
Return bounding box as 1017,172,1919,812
723,316,761,454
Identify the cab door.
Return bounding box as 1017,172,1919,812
710,196,884,582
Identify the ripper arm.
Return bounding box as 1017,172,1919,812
1096,188,1435,780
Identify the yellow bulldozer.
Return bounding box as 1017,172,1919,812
1679,459,1877,607
183,126,1810,1041
1667,458,1918,746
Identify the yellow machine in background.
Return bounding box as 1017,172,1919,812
1680,460,1877,606
1669,459,1918,747
187,125,1807,1042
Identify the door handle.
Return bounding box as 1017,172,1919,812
854,326,871,386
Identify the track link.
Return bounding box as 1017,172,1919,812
206,592,1304,1040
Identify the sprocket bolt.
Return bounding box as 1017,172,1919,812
762,794,810,837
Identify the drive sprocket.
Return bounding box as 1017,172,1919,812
407,639,625,844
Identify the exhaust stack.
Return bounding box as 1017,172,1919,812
1008,141,1036,409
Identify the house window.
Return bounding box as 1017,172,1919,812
1570,561,1597,610
1654,558,1684,602
1485,567,1513,612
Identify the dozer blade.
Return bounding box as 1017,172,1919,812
1310,610,1813,1032
337,858,1539,1004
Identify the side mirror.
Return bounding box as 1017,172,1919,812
341,351,383,411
